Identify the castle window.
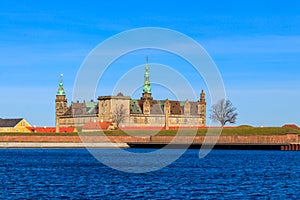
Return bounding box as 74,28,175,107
133,118,137,124
145,117,148,124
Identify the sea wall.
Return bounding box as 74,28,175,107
0,134,298,145
0,135,148,143
150,134,299,144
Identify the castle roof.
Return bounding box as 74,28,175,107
60,98,201,117
129,99,200,115
62,101,98,116
85,101,98,114
130,100,143,114
0,118,24,128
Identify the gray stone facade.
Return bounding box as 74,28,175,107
56,91,206,130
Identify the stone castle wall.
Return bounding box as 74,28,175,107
58,115,98,128
1,134,298,145
127,114,205,127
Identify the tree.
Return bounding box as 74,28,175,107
113,104,127,128
210,99,238,126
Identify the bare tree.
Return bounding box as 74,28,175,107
210,99,238,126
113,104,127,128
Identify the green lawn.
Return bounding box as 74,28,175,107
1,127,299,136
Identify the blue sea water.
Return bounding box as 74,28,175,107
0,149,299,199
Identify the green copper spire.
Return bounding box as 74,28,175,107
143,56,151,93
57,74,66,96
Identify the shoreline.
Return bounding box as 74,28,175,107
0,142,129,148
0,134,299,150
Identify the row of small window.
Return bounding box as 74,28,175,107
1,128,16,132
133,118,149,124
132,118,202,124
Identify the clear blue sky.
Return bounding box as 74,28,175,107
0,0,300,126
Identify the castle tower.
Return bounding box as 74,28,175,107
200,90,206,103
141,56,153,100
55,74,68,132
184,99,190,115
164,99,171,130
198,90,206,126
143,99,151,115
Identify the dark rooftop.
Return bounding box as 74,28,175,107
0,118,23,127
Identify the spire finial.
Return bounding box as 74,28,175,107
57,73,66,96
146,56,149,72
59,74,64,85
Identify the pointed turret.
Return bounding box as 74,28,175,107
57,74,66,96
198,90,206,126
55,74,68,132
200,90,205,103
142,56,153,100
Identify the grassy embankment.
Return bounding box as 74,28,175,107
0,126,299,136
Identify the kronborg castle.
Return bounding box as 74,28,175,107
55,58,207,131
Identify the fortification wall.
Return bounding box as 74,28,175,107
0,134,298,144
